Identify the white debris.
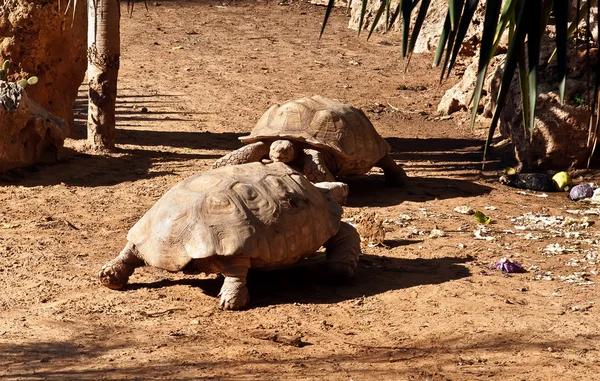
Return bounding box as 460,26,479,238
474,227,494,241
557,272,595,285
429,229,446,238
393,214,413,227
543,243,577,255
589,188,600,203
454,206,474,215
484,206,497,210
512,212,592,233
565,231,581,239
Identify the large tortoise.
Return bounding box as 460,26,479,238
213,95,407,186
98,162,360,310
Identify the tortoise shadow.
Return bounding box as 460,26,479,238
344,175,493,207
127,254,472,308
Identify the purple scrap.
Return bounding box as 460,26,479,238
495,258,527,273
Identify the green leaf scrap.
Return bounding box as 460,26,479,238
474,210,492,225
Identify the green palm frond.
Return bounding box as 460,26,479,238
321,0,599,167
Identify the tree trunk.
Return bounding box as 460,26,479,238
87,0,120,150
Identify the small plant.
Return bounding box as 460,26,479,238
0,60,10,80
571,91,586,107
0,58,38,88
16,77,38,88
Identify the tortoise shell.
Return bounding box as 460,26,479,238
127,162,342,272
239,95,391,176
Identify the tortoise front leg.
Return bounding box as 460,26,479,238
320,222,361,283
302,149,336,182
212,142,270,168
376,153,407,187
99,242,145,290
217,256,251,310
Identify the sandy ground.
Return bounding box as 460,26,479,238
1,1,599,380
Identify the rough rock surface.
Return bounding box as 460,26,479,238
347,0,487,54
310,0,348,6
437,54,505,116
0,0,87,136
490,57,595,171
0,81,67,172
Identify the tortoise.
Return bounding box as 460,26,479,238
213,95,407,186
98,162,360,310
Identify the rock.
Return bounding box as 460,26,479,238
570,184,595,201
437,54,505,115
490,54,595,170
0,81,67,173
0,0,87,136
437,97,464,115
310,0,348,6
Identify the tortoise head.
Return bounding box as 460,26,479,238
314,181,349,206
269,139,296,163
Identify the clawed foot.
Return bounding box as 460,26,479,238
98,259,136,290
218,277,250,310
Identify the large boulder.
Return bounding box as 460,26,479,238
0,0,87,136
0,81,67,172
437,54,505,116
489,48,596,171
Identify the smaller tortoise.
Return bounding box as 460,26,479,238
213,95,407,186
98,162,360,310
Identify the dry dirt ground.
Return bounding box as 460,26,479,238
1,1,599,380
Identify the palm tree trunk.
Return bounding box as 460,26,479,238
87,0,120,150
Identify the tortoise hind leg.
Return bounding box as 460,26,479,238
99,242,145,290
212,142,270,169
217,256,251,310
376,153,407,187
302,149,336,182
320,222,361,284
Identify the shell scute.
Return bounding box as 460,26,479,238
127,162,341,272
240,96,390,175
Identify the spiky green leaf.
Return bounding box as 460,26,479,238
385,0,391,33
401,0,415,57
433,10,451,67
368,0,388,40
407,0,432,60
448,0,459,29
469,0,502,131
484,0,529,163
388,0,403,29
439,0,465,80
526,0,543,138
552,0,568,104
319,0,335,39
358,0,369,37
445,0,480,80
517,44,531,137
491,0,516,55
